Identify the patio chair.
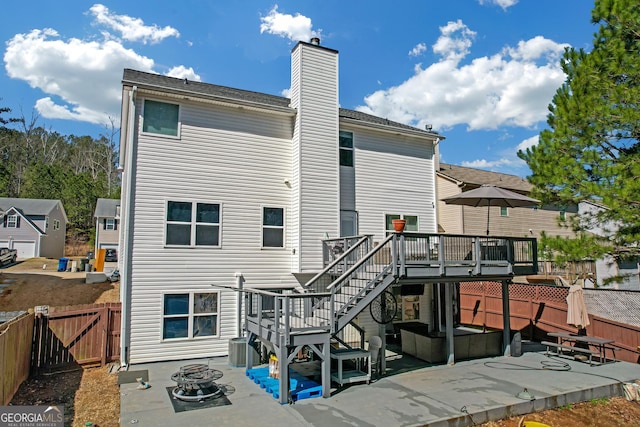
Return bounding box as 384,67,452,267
369,336,383,380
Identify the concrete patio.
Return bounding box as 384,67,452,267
120,344,640,427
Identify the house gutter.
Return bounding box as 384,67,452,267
120,85,137,367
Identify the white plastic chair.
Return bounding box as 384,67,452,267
368,336,383,380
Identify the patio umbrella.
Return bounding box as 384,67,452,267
441,184,539,235
566,284,590,329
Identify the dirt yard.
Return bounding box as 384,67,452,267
2,258,639,426
1,258,120,427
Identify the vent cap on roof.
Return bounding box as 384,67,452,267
310,37,320,45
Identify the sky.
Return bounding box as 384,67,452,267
1,1,598,177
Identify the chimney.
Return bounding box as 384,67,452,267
310,37,320,46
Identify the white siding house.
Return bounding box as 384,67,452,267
118,40,443,364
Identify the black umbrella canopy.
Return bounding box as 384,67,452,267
441,184,540,235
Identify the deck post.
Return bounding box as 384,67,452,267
445,282,455,365
276,341,289,404
379,322,387,373
502,280,511,356
321,335,331,398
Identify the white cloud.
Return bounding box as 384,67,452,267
3,6,192,126
356,20,568,132
516,135,538,152
478,0,518,10
409,43,427,57
461,158,516,169
89,4,180,44
166,66,201,81
461,134,539,174
260,5,319,42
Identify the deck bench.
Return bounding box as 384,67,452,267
541,340,599,365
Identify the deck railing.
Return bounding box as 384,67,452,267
244,288,332,346
245,233,537,343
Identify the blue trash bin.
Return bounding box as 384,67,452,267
57,257,69,272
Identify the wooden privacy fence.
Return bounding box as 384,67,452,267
0,312,34,405
31,303,121,374
460,282,640,364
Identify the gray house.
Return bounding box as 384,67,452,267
94,198,120,255
0,198,67,259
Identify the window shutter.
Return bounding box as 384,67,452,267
103,218,107,230
114,220,118,231
16,217,20,228
2,216,6,228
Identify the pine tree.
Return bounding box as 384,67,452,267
519,0,640,260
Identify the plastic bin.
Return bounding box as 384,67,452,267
57,258,69,272
79,258,89,272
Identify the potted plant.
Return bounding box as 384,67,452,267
392,218,406,232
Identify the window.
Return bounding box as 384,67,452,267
500,207,508,217
166,201,221,247
339,131,354,167
106,218,116,230
391,288,421,322
53,219,60,231
143,99,179,137
6,215,18,228
559,208,566,221
45,216,49,231
262,207,284,248
163,292,219,339
385,214,418,234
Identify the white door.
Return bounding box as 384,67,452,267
12,241,36,259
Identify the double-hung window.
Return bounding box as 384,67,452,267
7,215,18,228
53,219,60,230
142,99,180,137
339,131,354,167
262,207,284,248
163,292,219,339
500,207,508,217
166,201,221,247
106,218,116,230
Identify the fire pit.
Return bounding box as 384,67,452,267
171,364,224,401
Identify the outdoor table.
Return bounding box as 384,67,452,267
547,332,615,364
330,347,371,386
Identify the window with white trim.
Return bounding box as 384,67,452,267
385,214,418,235
500,207,508,217
106,218,116,230
559,208,566,221
262,207,284,248
53,219,60,230
162,292,219,339
7,215,17,228
45,216,49,231
143,99,180,137
165,201,220,247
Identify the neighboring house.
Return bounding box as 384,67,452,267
579,200,639,289
0,198,67,259
118,40,444,364
436,163,577,239
94,198,120,256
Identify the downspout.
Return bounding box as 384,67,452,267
120,85,137,367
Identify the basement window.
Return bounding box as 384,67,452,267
163,292,219,339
